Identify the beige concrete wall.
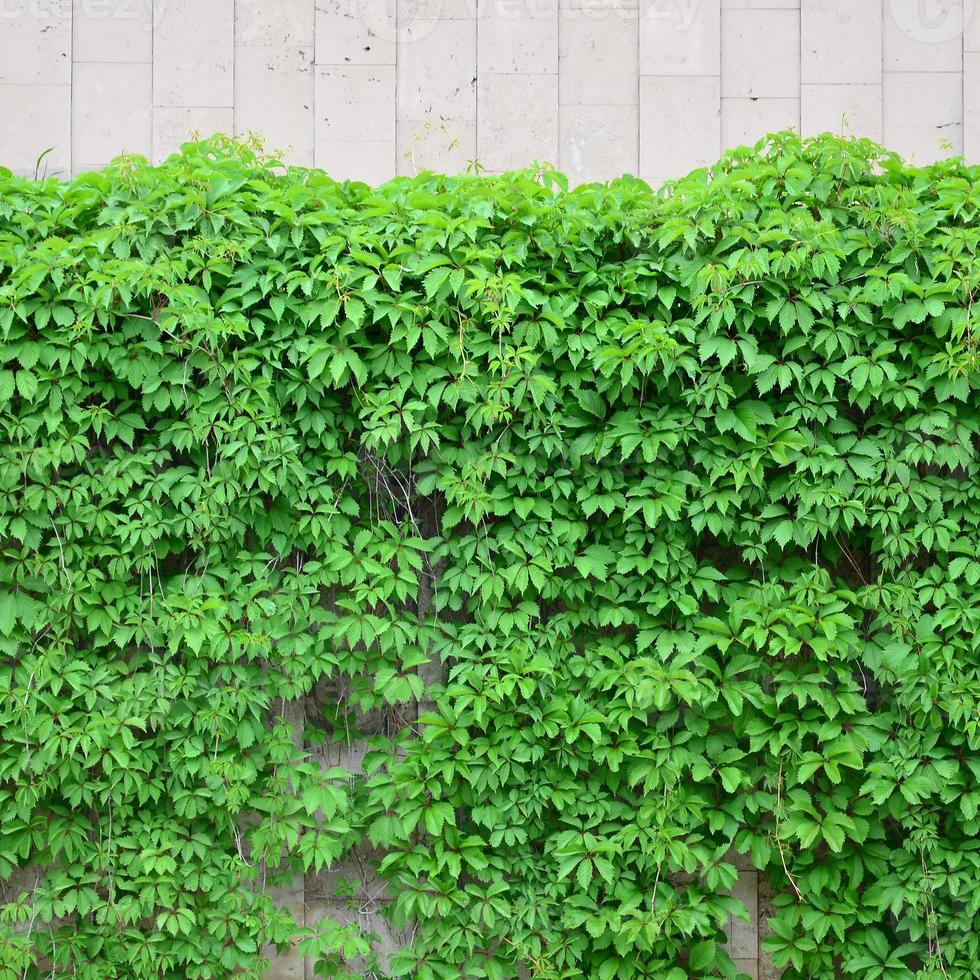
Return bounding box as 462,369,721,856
0,0,977,184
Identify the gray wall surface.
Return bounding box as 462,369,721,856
0,0,978,186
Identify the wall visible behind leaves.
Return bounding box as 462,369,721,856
1,0,980,185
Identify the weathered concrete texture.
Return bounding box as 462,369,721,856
801,83,882,142
73,61,151,170
722,97,800,147
238,0,315,47
560,103,638,183
0,83,71,176
884,70,963,162
153,0,235,108
721,8,800,98
235,46,315,166
640,75,720,186
480,0,559,75
152,106,236,161
559,1,638,105
478,72,559,171
0,0,70,85
397,116,477,174
884,0,964,72
640,0,720,76
73,0,153,64
967,53,980,162
802,0,881,84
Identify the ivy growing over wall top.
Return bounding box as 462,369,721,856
1,132,980,979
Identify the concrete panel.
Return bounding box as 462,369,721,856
479,0,559,74
723,871,759,959
884,0,964,72
640,75,720,186
560,102,638,183
477,73,559,170
0,83,71,176
397,116,475,174
968,4,980,50
884,70,963,162
801,83,882,141
235,46,315,164
72,62,151,171
560,4,639,104
154,0,235,107
317,64,395,140
73,0,153,63
723,0,797,6
721,95,799,146
304,902,409,978
0,0,71,84
316,138,396,181
237,0,315,47
801,0,881,84
721,9,800,97
640,0,720,76
967,52,980,161
152,106,235,162
397,18,477,119
316,0,397,65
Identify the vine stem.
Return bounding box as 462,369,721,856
775,762,802,901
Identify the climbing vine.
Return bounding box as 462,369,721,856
1,132,980,979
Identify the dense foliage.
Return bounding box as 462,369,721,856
2,132,980,979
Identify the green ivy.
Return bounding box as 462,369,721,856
1,132,980,979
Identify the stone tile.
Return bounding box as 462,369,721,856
560,8,639,104
235,46,315,165
304,902,409,978
477,73,559,170
316,0,397,65
316,64,395,140
640,0,720,76
0,0,70,84
884,0,965,71
396,116,475,174
72,61,152,170
721,8,800,97
758,874,781,979
801,83,882,141
0,84,71,176
884,70,963,162
723,871,759,959
237,0,315,46
479,0,558,74
73,0,153,63
153,0,235,107
152,106,235,162
397,18,477,120
315,138,396,182
966,51,980,163
721,95,800,146
262,893,306,980
967,3,980,50
640,74,719,185
801,0,881,84
559,102,638,183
